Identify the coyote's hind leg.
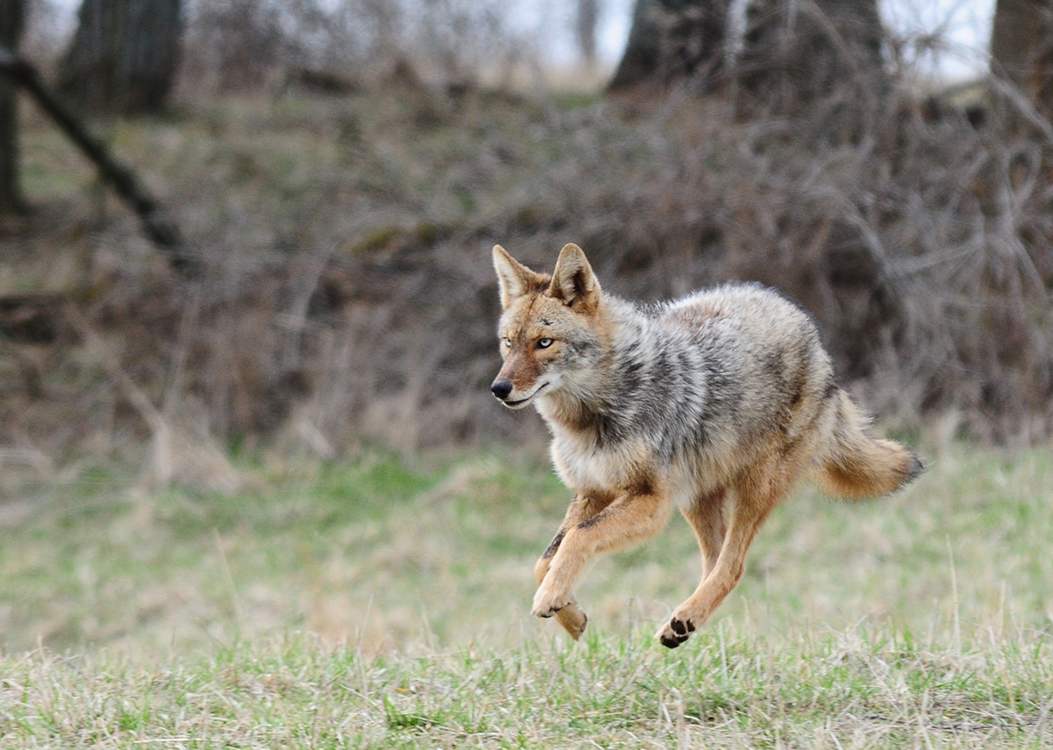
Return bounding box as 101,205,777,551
681,487,727,579
657,488,726,647
657,472,789,648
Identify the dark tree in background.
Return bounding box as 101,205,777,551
990,0,1053,116
58,0,183,115
184,0,286,93
0,0,24,214
735,0,886,117
609,0,886,120
609,0,728,91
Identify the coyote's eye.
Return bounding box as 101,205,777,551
537,338,554,349
502,337,512,348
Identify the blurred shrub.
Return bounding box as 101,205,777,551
3,2,1052,472
179,0,522,96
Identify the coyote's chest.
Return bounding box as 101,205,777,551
548,429,655,494
549,429,715,513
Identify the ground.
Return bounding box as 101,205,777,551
1,441,1052,747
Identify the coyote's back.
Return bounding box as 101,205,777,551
649,283,922,502
491,243,923,648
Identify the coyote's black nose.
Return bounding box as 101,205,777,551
491,381,513,400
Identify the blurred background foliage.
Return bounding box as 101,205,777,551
0,0,1051,494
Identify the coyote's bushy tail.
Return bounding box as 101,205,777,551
816,389,924,500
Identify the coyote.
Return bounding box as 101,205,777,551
491,243,923,648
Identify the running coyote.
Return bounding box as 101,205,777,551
491,243,923,648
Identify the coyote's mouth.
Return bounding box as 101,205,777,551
502,383,548,409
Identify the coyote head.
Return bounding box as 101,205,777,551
490,243,604,409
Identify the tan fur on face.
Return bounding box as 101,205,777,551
494,295,572,397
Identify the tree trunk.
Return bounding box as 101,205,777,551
576,0,600,68
608,0,729,91
58,0,183,115
0,0,24,214
990,0,1053,115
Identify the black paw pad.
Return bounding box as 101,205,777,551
660,634,681,649
670,618,687,636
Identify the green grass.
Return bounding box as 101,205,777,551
2,626,1051,747
2,443,1053,747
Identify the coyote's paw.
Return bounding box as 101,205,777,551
656,616,696,649
556,602,588,641
532,582,573,619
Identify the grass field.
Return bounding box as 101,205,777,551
2,441,1053,747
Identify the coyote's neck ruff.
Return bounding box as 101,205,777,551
491,243,923,648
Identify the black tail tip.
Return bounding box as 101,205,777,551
905,452,926,484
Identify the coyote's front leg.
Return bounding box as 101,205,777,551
534,545,588,640
534,492,613,639
534,484,671,628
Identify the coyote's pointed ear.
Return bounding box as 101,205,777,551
547,243,600,312
493,245,541,309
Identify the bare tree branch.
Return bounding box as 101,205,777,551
0,45,197,275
